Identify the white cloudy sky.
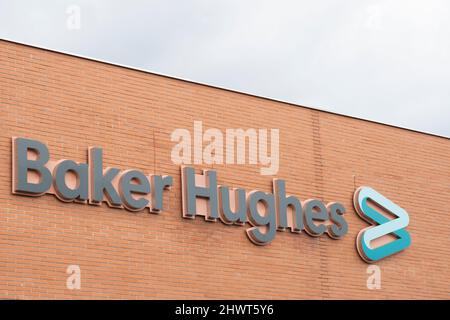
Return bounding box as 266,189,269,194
1,0,449,137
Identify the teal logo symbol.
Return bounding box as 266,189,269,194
354,187,411,263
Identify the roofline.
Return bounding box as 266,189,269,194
1,37,448,141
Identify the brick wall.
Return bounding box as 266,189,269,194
0,39,449,299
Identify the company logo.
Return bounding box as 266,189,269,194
354,187,411,263
11,137,412,263
11,137,348,246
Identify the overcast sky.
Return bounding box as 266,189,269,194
1,0,449,137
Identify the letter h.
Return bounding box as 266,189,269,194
182,166,219,221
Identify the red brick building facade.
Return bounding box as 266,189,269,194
0,40,449,299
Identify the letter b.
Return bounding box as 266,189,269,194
13,138,52,195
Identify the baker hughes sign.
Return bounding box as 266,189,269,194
11,137,411,263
